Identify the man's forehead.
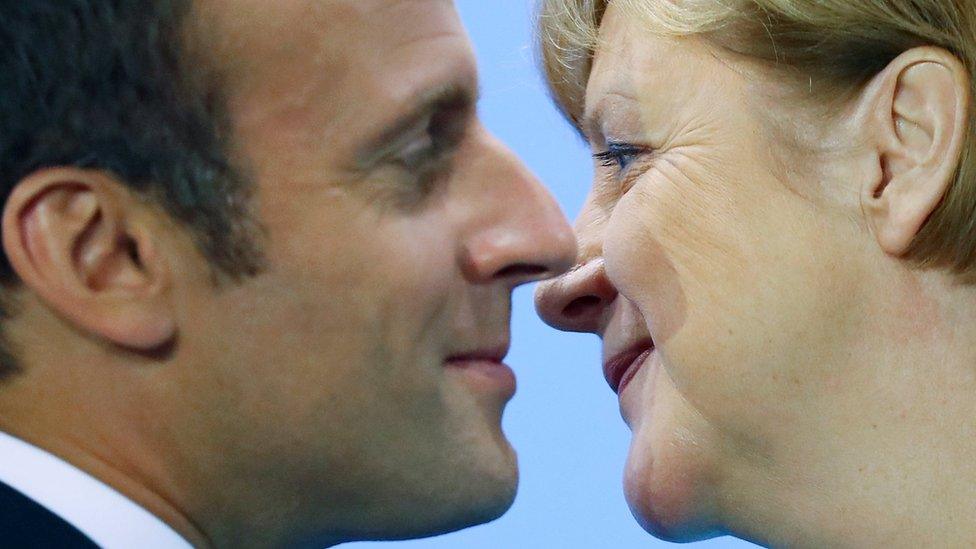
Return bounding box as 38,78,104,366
193,0,462,68
194,0,475,174
197,0,456,38
194,0,469,105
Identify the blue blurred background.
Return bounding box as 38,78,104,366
353,2,757,548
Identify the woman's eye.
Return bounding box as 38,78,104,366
593,142,647,173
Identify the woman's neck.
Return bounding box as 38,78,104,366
722,332,976,548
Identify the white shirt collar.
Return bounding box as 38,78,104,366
0,429,192,549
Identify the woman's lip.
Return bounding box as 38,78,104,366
603,339,654,394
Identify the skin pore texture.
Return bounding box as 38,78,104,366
0,1,576,547
536,4,976,548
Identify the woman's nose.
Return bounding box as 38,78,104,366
535,256,618,333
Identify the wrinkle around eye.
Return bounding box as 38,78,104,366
593,154,656,209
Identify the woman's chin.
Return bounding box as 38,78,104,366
621,378,723,543
623,448,722,542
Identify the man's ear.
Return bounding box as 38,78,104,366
1,168,176,350
858,46,971,256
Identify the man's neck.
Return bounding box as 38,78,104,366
0,402,211,547
39,437,213,548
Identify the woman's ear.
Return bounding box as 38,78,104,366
858,46,971,256
1,168,176,350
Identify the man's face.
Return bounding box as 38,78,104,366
161,0,575,544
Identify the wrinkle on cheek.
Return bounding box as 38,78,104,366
604,146,748,347
604,184,687,348
651,150,750,290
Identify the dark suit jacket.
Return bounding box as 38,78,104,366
0,478,99,548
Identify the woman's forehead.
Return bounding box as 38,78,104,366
541,0,684,132
539,0,610,130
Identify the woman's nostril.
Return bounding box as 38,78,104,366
562,295,602,319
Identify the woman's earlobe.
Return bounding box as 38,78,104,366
1,169,177,351
859,47,971,257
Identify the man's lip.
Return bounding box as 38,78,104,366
603,339,654,394
444,345,509,364
444,346,516,397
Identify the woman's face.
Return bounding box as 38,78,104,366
536,4,912,542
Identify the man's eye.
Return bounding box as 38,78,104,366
386,126,456,207
395,133,436,171
593,142,647,172
395,111,461,174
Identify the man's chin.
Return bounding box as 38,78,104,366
443,481,517,535
358,445,519,543
441,449,519,534
361,473,518,544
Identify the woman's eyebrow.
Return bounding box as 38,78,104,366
581,102,606,142
581,91,640,142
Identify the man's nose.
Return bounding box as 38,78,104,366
535,197,617,333
460,135,576,287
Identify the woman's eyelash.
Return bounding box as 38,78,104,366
593,143,649,172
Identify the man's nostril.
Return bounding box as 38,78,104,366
496,263,549,279
562,295,601,319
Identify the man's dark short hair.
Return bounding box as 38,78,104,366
0,0,266,376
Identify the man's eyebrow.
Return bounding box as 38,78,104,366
356,82,480,168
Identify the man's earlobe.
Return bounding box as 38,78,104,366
1,169,176,350
860,46,971,256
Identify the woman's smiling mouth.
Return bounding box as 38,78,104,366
603,338,655,395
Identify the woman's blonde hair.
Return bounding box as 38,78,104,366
540,0,976,280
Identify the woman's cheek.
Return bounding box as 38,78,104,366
604,183,689,347
605,168,767,433
604,163,747,346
